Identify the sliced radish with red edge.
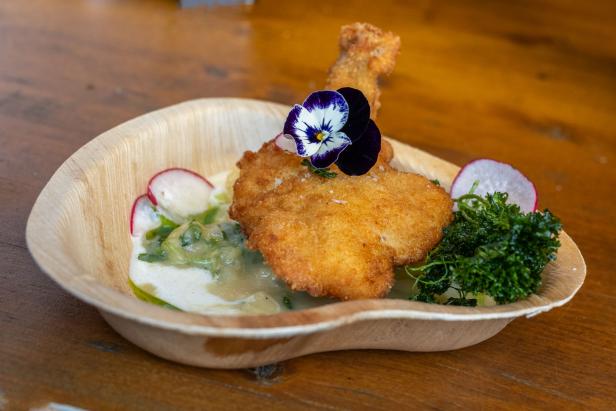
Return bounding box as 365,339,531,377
147,168,213,222
130,195,160,236
450,159,537,213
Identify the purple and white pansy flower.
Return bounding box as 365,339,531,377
279,87,381,176
283,90,351,168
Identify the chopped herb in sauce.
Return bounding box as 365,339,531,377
180,222,203,247
194,206,219,225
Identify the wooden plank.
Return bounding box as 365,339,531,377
1,0,614,409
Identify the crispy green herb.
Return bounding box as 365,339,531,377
282,295,293,310
430,179,441,186
406,191,561,305
128,278,182,311
301,159,337,179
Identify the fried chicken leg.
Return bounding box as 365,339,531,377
229,23,452,300
326,22,401,119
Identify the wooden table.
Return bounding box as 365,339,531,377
1,1,614,409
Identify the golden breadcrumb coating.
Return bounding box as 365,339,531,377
231,140,393,226
325,22,401,119
230,142,452,300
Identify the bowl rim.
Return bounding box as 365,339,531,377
26,98,587,338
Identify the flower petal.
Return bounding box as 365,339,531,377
337,87,370,142
310,131,352,168
335,120,381,176
274,133,298,153
303,90,349,133
283,104,321,156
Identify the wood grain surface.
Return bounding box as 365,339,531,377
1,0,615,409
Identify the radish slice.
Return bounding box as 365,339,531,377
450,159,537,213
274,133,297,153
130,195,159,236
147,168,213,222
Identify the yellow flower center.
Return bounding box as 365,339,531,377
315,131,326,141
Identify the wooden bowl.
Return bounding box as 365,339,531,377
26,99,586,369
